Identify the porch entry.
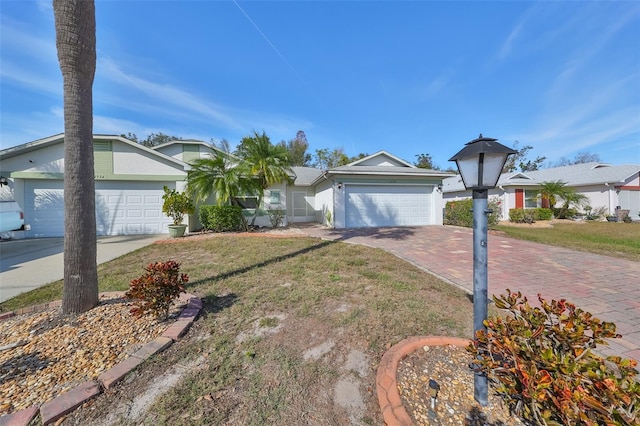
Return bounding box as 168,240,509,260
292,191,312,221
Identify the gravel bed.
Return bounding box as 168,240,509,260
0,295,174,416
397,344,522,425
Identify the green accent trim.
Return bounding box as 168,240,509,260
94,141,113,175
182,144,200,163
9,171,186,181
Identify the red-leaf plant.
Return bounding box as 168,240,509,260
467,290,639,426
125,260,188,320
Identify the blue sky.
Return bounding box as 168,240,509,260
1,1,639,168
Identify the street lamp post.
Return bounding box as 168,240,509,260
449,134,515,406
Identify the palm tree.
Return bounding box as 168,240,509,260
186,150,256,206
54,0,99,314
537,180,588,218
236,131,292,189
235,131,292,224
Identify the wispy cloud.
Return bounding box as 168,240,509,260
507,104,639,161
0,16,57,60
497,22,524,62
98,57,242,130
95,56,313,142
0,107,63,148
494,3,542,62
232,0,306,86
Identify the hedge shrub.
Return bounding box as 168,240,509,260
199,205,246,232
509,208,554,223
534,208,553,221
509,208,535,223
444,198,502,228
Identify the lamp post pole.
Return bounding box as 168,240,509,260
472,188,489,406
449,134,516,407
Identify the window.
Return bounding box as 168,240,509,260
524,189,538,208
269,190,281,204
234,196,258,209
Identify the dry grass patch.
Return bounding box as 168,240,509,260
48,235,476,425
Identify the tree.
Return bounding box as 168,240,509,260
186,151,256,206
235,131,292,224
553,152,602,167
211,138,232,154
278,130,311,166
502,141,546,173
347,153,369,163
120,132,139,143
414,153,438,169
312,148,350,169
120,132,182,147
54,0,98,314
536,180,588,218
141,132,182,147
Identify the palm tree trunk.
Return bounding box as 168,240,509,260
54,0,99,314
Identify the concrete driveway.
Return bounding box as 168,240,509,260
300,225,640,363
0,235,163,303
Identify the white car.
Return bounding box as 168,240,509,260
0,200,25,233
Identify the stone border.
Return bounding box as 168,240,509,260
0,292,202,426
376,335,471,426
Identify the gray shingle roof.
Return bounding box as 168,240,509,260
291,167,325,186
328,165,453,177
443,162,640,192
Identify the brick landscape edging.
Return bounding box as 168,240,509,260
0,292,201,426
376,335,471,426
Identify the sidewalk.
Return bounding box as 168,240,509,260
0,235,163,302
299,225,640,363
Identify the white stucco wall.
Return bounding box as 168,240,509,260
264,183,288,227
113,142,186,176
153,144,183,160
1,144,65,173
313,180,334,226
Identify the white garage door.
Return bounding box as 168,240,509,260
24,180,175,237
345,185,433,228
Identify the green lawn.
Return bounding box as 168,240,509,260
494,220,640,262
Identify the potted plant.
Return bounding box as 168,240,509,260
162,186,194,237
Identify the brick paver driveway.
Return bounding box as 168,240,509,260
300,225,640,363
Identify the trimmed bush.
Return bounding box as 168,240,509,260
444,198,502,228
199,205,246,232
553,207,578,219
125,260,188,320
467,290,639,426
534,208,553,221
509,208,535,224
267,208,286,228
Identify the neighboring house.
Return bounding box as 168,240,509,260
314,152,452,228
0,134,190,238
0,135,452,239
442,162,640,220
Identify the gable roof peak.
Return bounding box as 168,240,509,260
347,150,415,168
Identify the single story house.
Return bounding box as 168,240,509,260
442,162,640,220
0,134,451,238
